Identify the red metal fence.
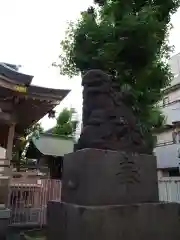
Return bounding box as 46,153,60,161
8,179,61,226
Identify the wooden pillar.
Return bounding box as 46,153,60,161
0,123,15,208
6,123,15,161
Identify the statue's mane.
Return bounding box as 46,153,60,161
76,69,150,154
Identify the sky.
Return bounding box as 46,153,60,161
0,0,180,131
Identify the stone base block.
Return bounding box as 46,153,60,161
47,201,180,240
0,178,9,207
62,149,158,205
0,208,10,239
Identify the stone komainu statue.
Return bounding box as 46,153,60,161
75,69,150,154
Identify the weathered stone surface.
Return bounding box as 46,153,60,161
61,149,158,205
0,178,9,207
47,201,180,240
0,208,10,240
76,69,151,154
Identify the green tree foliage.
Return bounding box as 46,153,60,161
55,0,180,151
53,108,78,138
12,123,44,171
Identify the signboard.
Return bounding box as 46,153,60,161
14,85,27,93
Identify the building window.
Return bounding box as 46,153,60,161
168,168,180,177
172,131,180,143
162,96,169,106
178,132,180,143
172,131,177,143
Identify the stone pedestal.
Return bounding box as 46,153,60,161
47,149,180,240
47,201,180,240
0,178,9,206
0,159,10,208
61,149,158,205
0,208,10,239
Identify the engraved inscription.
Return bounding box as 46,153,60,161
116,154,140,184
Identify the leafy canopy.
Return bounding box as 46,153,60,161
53,108,78,138
12,123,44,171
55,0,180,151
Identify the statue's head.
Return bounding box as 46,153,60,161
82,69,110,87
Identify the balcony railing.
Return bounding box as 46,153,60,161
156,140,174,147
159,178,180,203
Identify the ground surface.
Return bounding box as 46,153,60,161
7,228,45,240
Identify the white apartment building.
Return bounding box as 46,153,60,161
154,53,180,178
